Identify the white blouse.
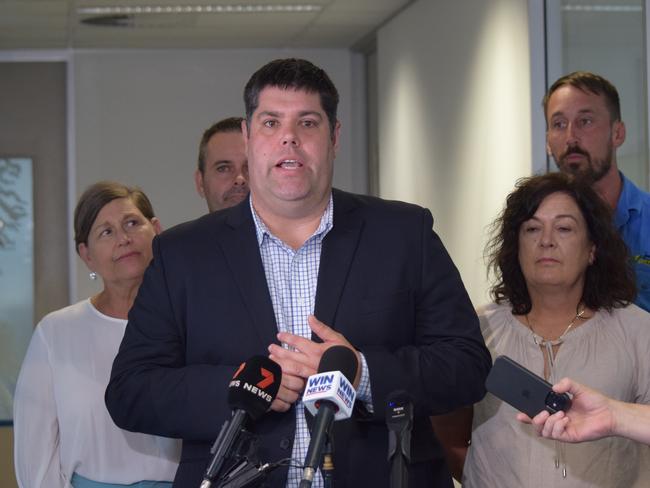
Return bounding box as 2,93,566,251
13,299,180,488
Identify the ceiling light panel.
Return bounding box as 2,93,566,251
561,4,642,12
77,3,324,15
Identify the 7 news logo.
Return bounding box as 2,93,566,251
228,362,276,403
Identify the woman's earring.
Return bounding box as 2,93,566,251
89,271,97,280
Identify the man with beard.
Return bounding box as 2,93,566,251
195,117,249,212
544,71,650,312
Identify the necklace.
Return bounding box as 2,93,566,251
524,305,587,385
525,305,586,347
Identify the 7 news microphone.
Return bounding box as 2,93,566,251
200,356,282,488
386,390,413,488
299,346,359,488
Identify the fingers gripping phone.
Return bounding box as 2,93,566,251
485,355,572,418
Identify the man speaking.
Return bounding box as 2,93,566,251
106,58,490,487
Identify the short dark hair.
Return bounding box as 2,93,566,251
543,71,621,124
487,172,635,315
74,181,155,254
197,116,244,173
243,58,339,137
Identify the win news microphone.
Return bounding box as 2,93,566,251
386,390,413,488
299,346,358,488
200,356,282,488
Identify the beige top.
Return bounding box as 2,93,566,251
463,302,650,488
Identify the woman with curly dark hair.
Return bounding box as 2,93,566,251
436,172,650,487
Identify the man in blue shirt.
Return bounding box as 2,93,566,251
544,71,650,312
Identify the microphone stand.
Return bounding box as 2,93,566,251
201,410,248,488
217,459,272,488
386,391,413,488
299,405,336,488
321,434,334,488
388,427,410,488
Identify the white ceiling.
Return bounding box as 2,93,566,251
0,0,412,50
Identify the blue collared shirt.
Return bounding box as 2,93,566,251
614,172,650,312
250,195,372,487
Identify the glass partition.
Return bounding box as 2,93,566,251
0,157,34,422
545,0,648,189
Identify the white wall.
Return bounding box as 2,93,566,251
377,0,533,306
73,48,366,301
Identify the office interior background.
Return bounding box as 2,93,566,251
1,0,648,486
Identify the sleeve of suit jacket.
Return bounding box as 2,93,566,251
319,195,491,419
369,207,490,416
105,220,246,441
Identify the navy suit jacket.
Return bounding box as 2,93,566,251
106,189,491,487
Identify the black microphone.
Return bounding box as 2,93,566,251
200,356,282,488
299,346,358,488
386,390,413,488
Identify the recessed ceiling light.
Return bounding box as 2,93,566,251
77,4,323,15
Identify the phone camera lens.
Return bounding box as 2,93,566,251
545,392,571,413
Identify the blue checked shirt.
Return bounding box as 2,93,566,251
250,195,373,487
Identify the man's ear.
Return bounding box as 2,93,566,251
194,169,205,198
612,120,626,149
241,120,249,154
241,119,249,138
332,120,341,153
545,125,554,157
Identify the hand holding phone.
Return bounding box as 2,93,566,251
485,355,572,418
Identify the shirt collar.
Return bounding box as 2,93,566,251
614,171,643,228
250,194,334,247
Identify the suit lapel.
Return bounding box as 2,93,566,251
215,203,278,349
314,190,364,332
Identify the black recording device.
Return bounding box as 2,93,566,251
386,390,413,488
200,356,282,488
485,355,572,418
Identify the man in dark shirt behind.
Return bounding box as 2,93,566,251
194,116,248,213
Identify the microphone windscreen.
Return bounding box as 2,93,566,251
318,345,358,383
227,356,282,420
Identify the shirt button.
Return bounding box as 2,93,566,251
280,437,291,450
